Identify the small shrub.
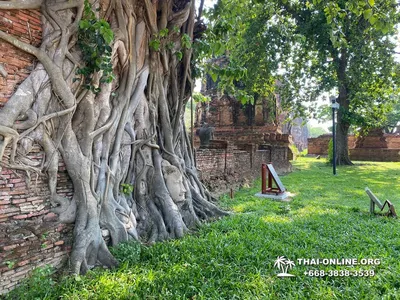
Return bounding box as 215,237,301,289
110,240,141,264
5,260,15,269
327,138,333,164
120,183,134,195
289,143,299,160
299,148,308,157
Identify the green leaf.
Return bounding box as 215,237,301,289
149,39,161,51
368,0,375,6
181,34,192,49
363,9,372,20
79,19,90,29
166,42,175,50
159,28,169,38
210,72,218,83
369,15,377,25
176,51,183,61
382,23,390,34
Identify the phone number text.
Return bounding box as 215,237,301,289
304,270,375,277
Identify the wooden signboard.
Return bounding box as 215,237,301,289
262,163,286,194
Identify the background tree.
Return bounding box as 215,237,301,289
384,101,400,133
308,126,329,138
194,0,291,125
0,0,227,274
204,0,399,164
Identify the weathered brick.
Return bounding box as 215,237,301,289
54,240,64,246
12,214,28,220
8,190,25,195
0,207,19,214
11,199,26,204
0,269,15,277
16,260,30,267
2,244,18,251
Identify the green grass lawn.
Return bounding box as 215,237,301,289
5,158,400,299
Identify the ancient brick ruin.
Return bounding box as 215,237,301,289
194,83,293,195
0,9,74,294
308,129,400,162
0,9,42,107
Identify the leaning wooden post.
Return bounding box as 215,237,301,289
261,163,267,194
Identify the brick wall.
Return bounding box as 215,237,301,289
349,148,400,162
0,148,74,295
308,133,400,162
0,9,42,107
386,135,400,149
196,140,292,196
308,135,332,155
0,9,74,295
308,135,356,155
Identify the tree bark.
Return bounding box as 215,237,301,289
335,48,353,165
0,0,228,274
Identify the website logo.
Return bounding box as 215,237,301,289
274,256,295,277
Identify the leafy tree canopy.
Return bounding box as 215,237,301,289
199,0,400,163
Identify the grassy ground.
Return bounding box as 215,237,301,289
4,158,400,299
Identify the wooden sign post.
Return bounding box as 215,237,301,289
365,187,397,217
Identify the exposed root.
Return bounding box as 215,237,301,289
0,125,19,163
0,0,229,275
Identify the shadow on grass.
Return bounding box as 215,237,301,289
41,208,400,300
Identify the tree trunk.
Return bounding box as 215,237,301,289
0,0,228,274
335,48,353,165
335,111,352,165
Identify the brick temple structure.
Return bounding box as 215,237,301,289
193,80,293,195
308,129,400,162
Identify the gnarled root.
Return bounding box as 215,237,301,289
0,125,19,164
69,217,118,274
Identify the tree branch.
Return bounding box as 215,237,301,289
0,29,75,108
0,29,42,58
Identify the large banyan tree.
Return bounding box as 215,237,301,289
0,0,226,274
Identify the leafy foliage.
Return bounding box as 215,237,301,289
76,0,114,92
276,0,399,128
192,92,210,103
327,138,333,164
308,126,328,137
196,1,281,107
383,101,400,133
110,240,141,265
5,260,15,269
149,29,192,62
120,183,134,195
201,0,399,163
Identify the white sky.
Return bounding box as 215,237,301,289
202,0,216,9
